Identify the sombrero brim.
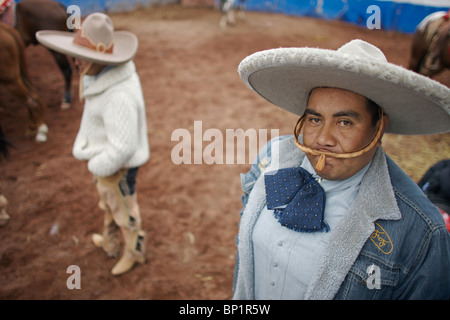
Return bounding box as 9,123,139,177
36,30,138,65
238,47,450,135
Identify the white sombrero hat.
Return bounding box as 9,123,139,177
36,12,138,65
238,39,450,135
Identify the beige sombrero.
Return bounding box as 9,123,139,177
238,39,450,135
36,12,138,65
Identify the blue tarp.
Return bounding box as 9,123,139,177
241,0,449,33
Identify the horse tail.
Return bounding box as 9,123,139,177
1,22,34,90
14,26,34,90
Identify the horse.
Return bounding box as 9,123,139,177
15,0,73,109
0,0,73,109
410,11,450,77
219,0,246,30
0,22,48,142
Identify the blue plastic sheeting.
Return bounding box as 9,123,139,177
241,0,449,33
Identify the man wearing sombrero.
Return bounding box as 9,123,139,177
233,39,450,299
36,13,150,276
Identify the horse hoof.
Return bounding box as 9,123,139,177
61,102,71,110
35,123,49,143
0,195,9,227
36,133,47,143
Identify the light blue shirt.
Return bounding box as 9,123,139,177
253,157,370,299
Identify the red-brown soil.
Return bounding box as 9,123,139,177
0,5,449,300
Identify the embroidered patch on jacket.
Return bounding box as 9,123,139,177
258,157,269,172
370,222,393,254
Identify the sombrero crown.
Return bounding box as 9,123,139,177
238,39,450,135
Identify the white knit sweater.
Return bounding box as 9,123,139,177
72,61,150,177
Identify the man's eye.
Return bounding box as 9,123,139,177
337,120,352,126
307,117,321,125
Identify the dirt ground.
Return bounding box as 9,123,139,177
0,5,449,300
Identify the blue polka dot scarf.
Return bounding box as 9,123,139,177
264,167,329,233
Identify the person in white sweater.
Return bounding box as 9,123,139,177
37,13,150,276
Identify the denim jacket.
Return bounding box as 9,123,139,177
233,135,450,300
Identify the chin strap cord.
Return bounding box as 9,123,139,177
78,61,93,101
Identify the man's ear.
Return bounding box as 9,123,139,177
377,114,389,146
382,114,389,133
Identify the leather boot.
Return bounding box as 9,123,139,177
111,230,146,276
92,199,121,257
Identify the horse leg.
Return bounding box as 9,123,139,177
420,51,445,77
237,2,246,20
225,0,236,26
227,9,236,26
220,10,236,29
5,80,48,142
420,37,442,74
220,13,228,29
220,0,236,29
50,50,72,110
25,88,48,142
